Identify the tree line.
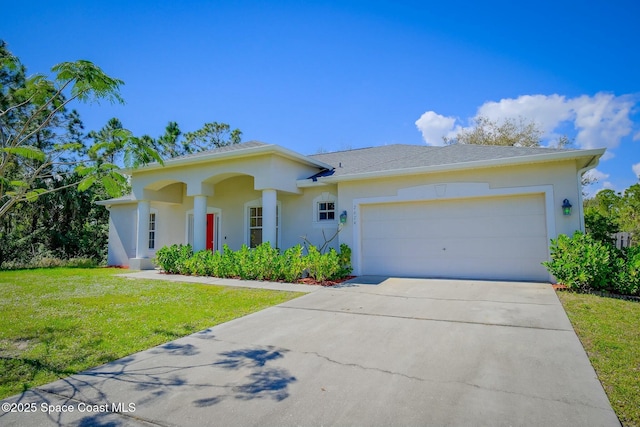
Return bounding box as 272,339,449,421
0,41,240,267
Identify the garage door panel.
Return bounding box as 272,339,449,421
363,236,548,259
362,254,545,280
362,215,547,240
360,194,549,281
364,213,545,240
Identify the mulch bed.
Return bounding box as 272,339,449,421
552,283,640,302
296,276,357,287
155,269,357,287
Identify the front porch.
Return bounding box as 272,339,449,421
99,143,339,269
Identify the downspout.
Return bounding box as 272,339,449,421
577,155,600,232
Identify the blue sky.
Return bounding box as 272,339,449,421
4,0,639,195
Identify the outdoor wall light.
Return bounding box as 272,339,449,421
340,210,348,224
562,199,572,216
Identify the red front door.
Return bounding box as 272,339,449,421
206,213,215,251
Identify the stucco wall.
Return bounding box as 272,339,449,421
279,186,341,251
106,205,136,266
151,202,185,251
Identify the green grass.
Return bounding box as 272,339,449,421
0,268,302,399
557,291,640,427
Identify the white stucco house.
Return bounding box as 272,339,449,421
97,141,605,282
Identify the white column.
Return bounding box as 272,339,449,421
193,195,207,252
262,189,277,247
136,200,150,258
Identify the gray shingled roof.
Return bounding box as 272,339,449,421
307,144,580,177
169,140,269,161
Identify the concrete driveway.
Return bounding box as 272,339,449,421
0,277,619,426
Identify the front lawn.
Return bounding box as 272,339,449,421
0,268,301,399
557,291,640,427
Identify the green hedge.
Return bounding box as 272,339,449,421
543,232,639,296
0,257,98,270
155,242,352,282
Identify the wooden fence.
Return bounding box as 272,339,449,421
614,232,633,249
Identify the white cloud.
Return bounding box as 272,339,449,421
570,93,634,150
415,92,637,152
414,111,457,146
582,169,612,198
633,162,640,178
477,94,573,136
584,168,609,183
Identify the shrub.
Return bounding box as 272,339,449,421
306,245,342,282
614,246,640,296
544,232,640,296
0,256,98,270
251,243,281,281
280,245,305,282
154,244,193,274
154,242,353,284
218,244,238,278
338,243,353,277
66,258,99,268
182,250,216,276
543,232,614,292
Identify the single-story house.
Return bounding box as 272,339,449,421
97,141,605,282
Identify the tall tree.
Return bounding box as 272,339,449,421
0,41,162,220
442,115,571,148
584,189,621,246
443,115,595,191
583,184,640,246
87,117,126,164
617,184,640,242
181,121,242,154
142,121,242,159
155,121,182,158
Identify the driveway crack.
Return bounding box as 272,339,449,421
278,305,574,332
325,288,558,306
204,335,611,413
295,348,614,413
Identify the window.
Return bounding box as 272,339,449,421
249,206,263,247
318,202,335,221
246,204,279,248
312,193,338,227
148,213,156,250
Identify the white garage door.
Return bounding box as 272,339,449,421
360,194,549,281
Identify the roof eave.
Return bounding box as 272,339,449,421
122,144,333,175
299,148,607,185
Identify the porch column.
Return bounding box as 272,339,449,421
135,200,150,258
262,189,277,247
193,195,207,252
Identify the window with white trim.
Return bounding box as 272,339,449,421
312,192,338,227
318,202,335,221
249,206,263,247
148,212,156,250
245,200,280,248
